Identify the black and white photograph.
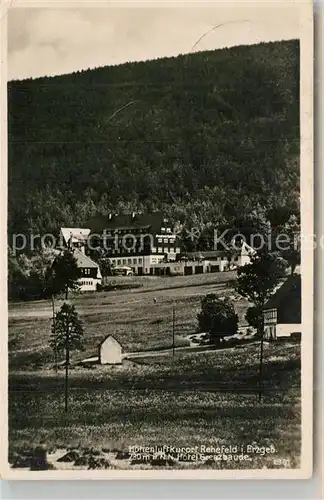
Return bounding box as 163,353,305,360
1,0,313,479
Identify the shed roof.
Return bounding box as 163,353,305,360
99,335,122,348
264,274,301,310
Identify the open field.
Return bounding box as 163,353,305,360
9,271,248,369
8,272,301,470
9,341,301,470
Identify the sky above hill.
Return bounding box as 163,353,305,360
8,2,301,81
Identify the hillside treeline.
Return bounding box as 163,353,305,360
8,40,300,240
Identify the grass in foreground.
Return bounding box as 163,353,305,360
9,341,301,469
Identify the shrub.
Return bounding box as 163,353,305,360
197,294,238,345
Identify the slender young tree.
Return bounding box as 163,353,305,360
50,303,84,412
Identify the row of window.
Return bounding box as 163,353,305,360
111,250,180,266
155,247,180,254
102,228,149,236
264,309,277,322
114,257,143,266
80,280,93,286
108,246,177,254
157,237,176,244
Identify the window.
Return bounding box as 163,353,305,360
122,259,126,264
158,237,162,243
133,258,137,265
265,309,277,323
158,247,163,253
163,238,169,244
117,259,121,265
128,259,132,265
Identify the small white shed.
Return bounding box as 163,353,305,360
98,335,123,365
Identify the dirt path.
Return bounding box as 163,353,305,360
80,340,257,364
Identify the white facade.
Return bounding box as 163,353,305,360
206,257,228,272
78,277,102,292
230,242,256,268
264,308,301,340
276,324,301,337
265,322,301,340
73,249,102,291
143,254,166,274
60,227,90,253
108,253,171,275
99,336,122,364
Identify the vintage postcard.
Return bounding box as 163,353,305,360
1,0,313,480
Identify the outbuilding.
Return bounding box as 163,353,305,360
263,274,301,341
98,335,123,364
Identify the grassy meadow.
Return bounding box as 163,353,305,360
8,272,301,470
9,342,301,469
9,272,239,369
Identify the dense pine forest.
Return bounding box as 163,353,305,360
8,39,300,239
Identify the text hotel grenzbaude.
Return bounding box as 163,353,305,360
129,444,276,462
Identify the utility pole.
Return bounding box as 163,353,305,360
172,305,175,357
52,295,57,373
65,321,70,412
258,315,265,402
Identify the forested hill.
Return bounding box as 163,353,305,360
8,39,300,237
